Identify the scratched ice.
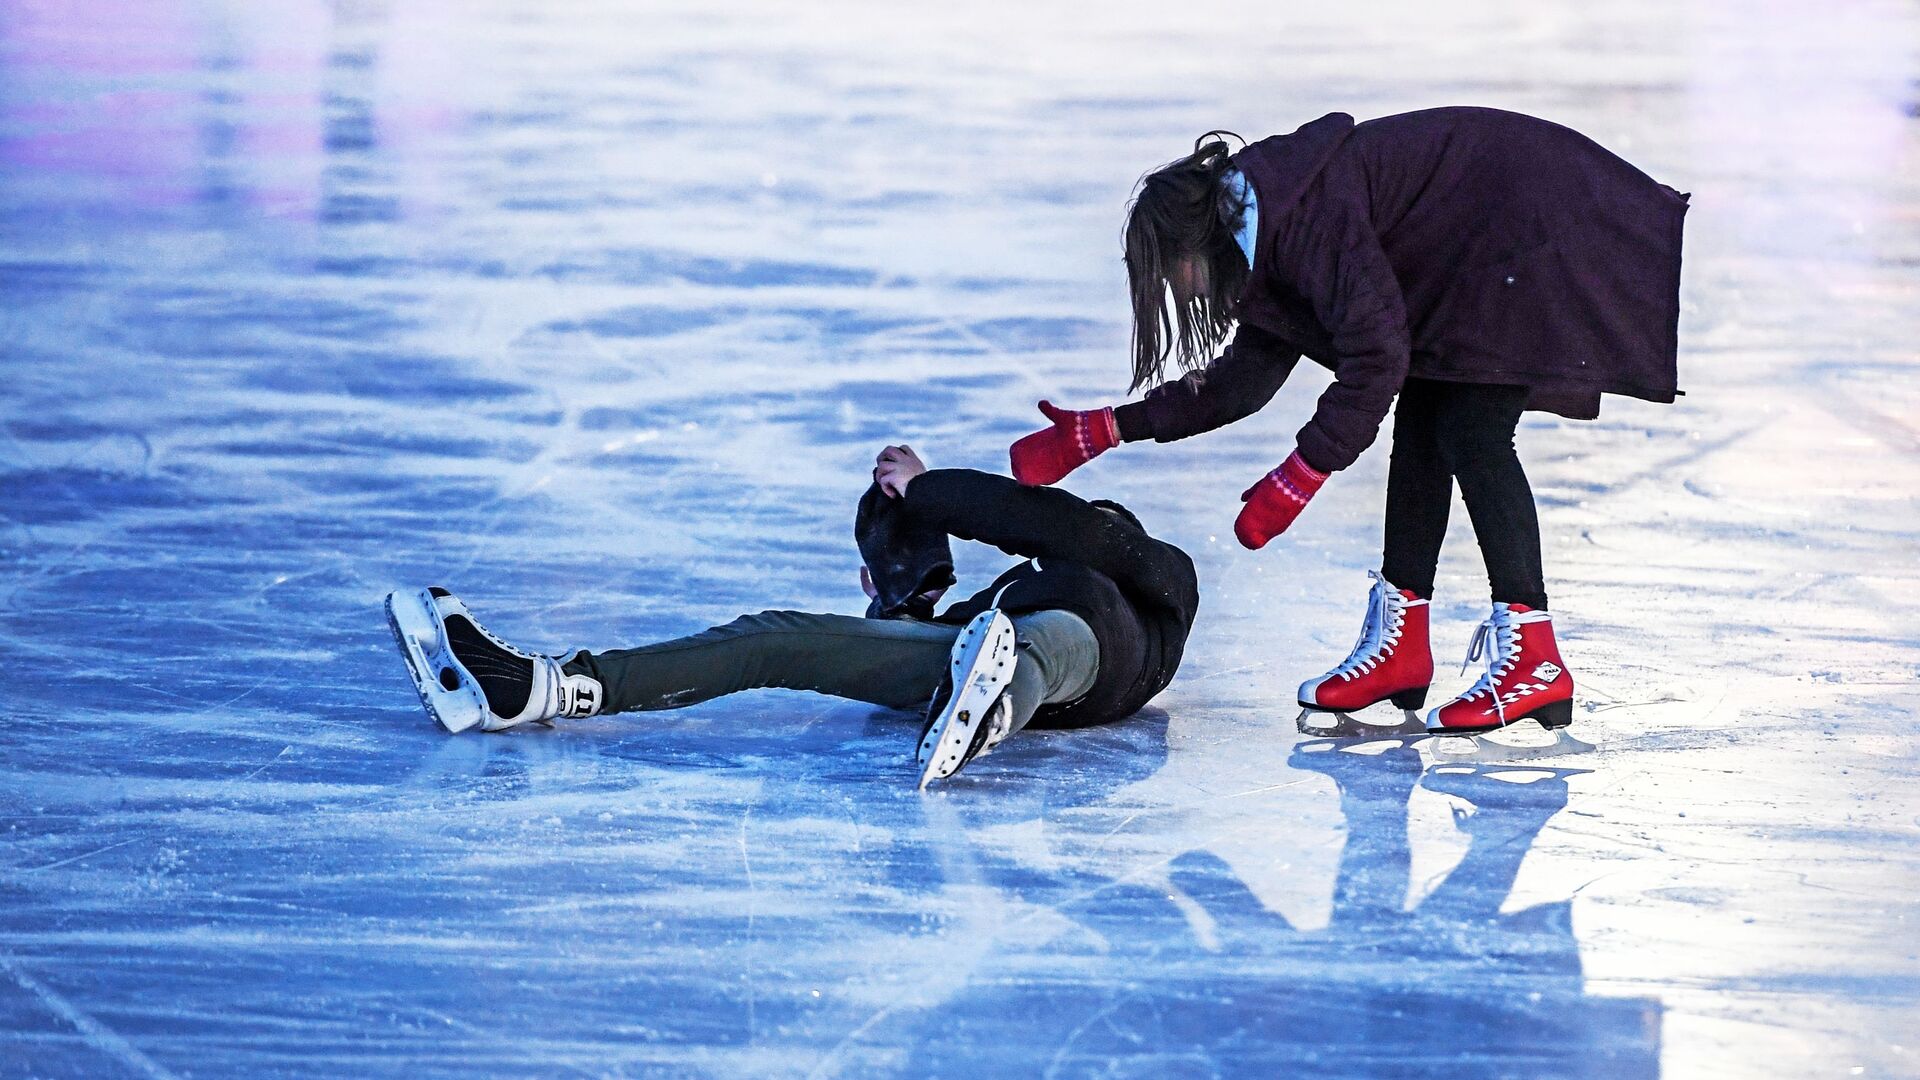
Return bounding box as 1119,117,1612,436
2,1,1917,1077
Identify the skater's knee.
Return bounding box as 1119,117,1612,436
1435,426,1518,476
715,610,814,638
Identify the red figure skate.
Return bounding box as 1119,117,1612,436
1426,603,1574,735
1296,572,1433,734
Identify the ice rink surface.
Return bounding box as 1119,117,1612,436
3,1,1918,1076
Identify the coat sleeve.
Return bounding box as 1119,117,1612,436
1113,325,1302,444
900,469,1198,617
1274,206,1411,473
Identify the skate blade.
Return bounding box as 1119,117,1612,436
1296,707,1427,738
918,610,1016,789
1293,733,1426,758
1426,726,1596,763
385,588,486,734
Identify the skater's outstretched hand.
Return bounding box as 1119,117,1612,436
874,444,928,498
1009,400,1118,486
1234,449,1328,549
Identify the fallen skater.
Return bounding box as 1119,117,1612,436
1007,107,1688,738
385,445,1197,787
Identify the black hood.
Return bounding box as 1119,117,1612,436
854,482,955,619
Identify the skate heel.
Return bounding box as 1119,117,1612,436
1534,698,1574,730
386,588,441,655
1388,687,1428,711
384,588,486,734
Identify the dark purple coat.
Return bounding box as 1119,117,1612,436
1115,107,1690,473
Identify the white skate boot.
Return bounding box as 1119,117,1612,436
385,587,603,733
916,609,1018,788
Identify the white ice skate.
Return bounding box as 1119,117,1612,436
384,587,602,733
916,609,1018,789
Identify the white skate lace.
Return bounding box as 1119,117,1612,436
1456,606,1553,721
1329,571,1426,681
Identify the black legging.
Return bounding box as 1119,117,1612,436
1380,378,1548,610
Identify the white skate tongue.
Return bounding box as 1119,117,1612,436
1331,572,1419,679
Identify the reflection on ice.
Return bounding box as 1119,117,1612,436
1427,727,1600,764
871,746,1657,1078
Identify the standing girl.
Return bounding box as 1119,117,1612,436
1009,107,1687,735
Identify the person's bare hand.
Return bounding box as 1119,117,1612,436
874,444,927,498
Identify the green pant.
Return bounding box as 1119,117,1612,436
564,609,1100,734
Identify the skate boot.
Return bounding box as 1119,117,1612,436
1426,604,1573,736
916,609,1018,788
385,587,603,733
1296,571,1433,734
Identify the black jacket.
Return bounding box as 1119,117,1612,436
1114,108,1687,472
888,469,1198,729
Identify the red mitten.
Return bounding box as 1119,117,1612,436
1009,400,1118,486
1234,450,1329,549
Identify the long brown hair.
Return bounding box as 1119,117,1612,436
1123,131,1249,391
